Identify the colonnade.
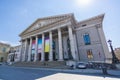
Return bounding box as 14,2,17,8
21,26,76,62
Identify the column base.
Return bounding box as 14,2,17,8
34,60,37,62
49,60,53,62
27,59,31,62
27,61,31,62
40,60,44,62
58,59,64,61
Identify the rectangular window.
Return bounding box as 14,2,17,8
82,24,87,27
2,47,6,53
87,49,93,59
83,34,91,45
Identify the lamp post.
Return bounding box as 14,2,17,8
108,40,119,64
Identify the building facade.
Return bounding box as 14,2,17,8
19,13,112,63
7,45,21,63
0,42,10,62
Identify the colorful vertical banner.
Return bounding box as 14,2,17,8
32,40,36,54
38,38,42,53
44,37,50,52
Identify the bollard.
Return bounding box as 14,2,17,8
102,67,108,75
101,64,108,75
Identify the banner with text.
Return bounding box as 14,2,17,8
38,38,42,53
32,40,36,54
44,37,50,52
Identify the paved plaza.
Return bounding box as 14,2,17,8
0,65,120,80
36,73,119,80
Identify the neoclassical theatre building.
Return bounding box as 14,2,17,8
19,13,112,63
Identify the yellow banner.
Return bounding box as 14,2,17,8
44,38,50,52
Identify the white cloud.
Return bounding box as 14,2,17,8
0,40,10,44
0,40,20,46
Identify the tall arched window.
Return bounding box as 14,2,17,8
83,33,91,45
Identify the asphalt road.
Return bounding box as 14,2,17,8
0,65,58,80
0,65,120,80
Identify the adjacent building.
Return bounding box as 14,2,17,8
7,45,21,63
0,42,10,62
19,13,112,63
114,48,120,61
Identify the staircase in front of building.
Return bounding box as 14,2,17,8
12,61,69,69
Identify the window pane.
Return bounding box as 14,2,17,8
83,34,91,45
87,49,93,59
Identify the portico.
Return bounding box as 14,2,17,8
20,14,77,62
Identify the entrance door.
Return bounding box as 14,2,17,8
53,52,56,61
0,57,4,62
45,53,49,61
67,38,73,60
31,54,34,61
38,53,41,61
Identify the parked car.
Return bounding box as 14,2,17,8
76,62,87,69
0,62,2,65
87,62,94,68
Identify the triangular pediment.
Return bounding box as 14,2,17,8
20,13,73,36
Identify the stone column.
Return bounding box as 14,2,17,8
34,36,38,62
24,39,27,61
20,41,24,62
68,26,76,60
21,40,26,62
41,33,45,61
49,31,53,61
58,28,63,61
28,38,32,61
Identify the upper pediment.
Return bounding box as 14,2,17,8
19,13,73,37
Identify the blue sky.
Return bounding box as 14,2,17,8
0,0,120,49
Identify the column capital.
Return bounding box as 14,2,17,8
21,39,26,42
25,39,28,42
29,37,32,40
42,33,44,36
49,31,52,34
58,27,61,30
36,35,38,37
35,35,38,39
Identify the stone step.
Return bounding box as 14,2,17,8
12,61,68,69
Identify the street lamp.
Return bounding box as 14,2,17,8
108,40,119,64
